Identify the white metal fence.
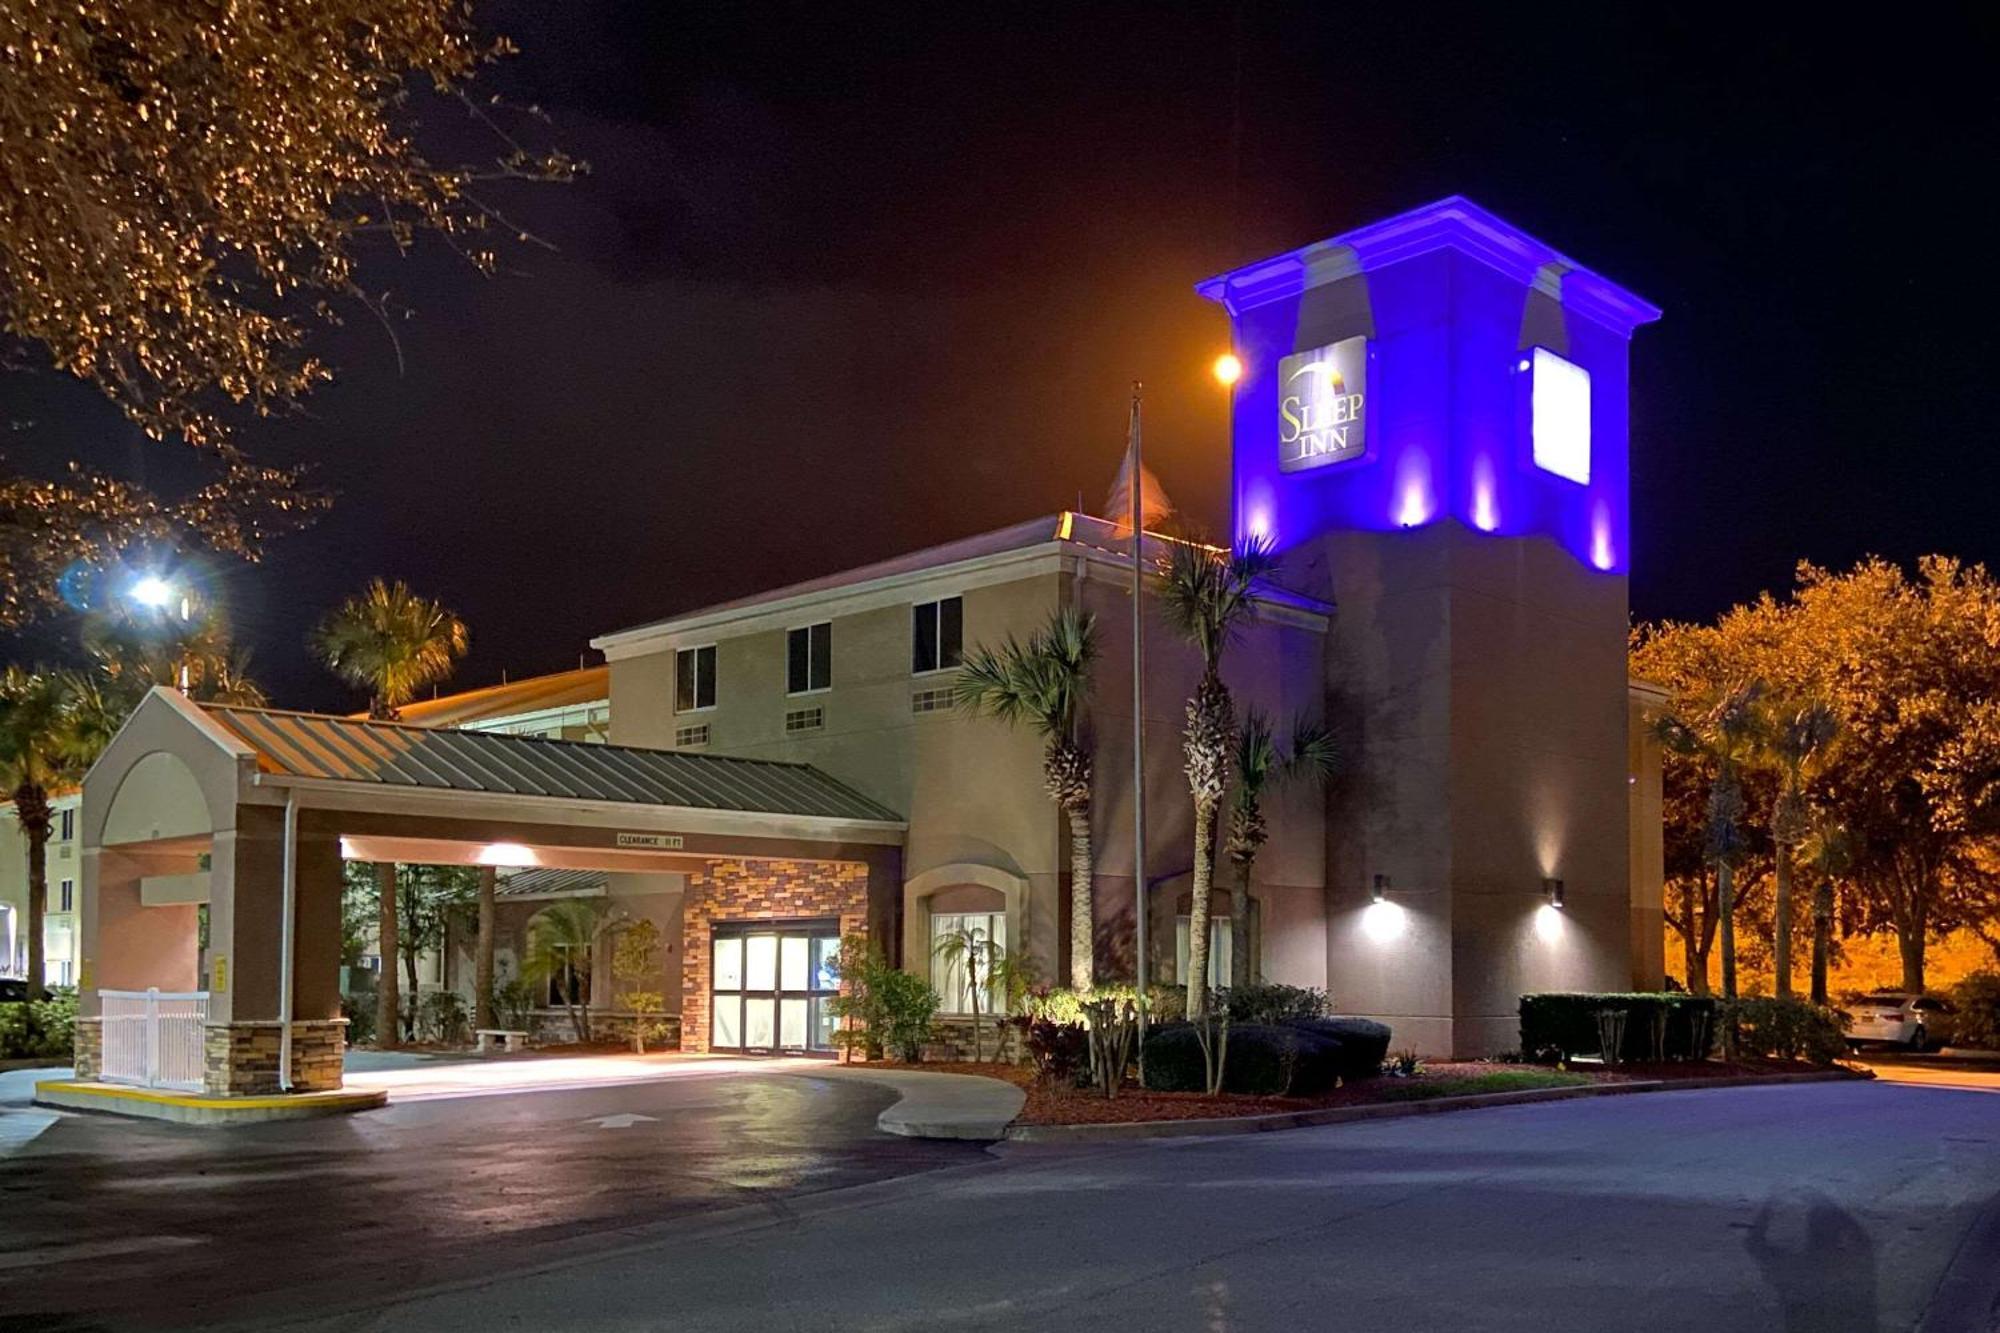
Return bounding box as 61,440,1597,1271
99,988,209,1091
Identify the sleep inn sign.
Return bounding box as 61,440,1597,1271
1279,334,1368,471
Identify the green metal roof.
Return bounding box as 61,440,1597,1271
200,703,904,825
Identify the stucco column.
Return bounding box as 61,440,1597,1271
203,805,348,1094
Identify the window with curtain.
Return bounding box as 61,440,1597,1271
1175,915,1232,990
931,910,1005,1015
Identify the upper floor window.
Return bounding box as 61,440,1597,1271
912,596,963,675
675,644,717,712
58,879,73,913
787,622,832,694
58,808,73,841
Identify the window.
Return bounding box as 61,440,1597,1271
58,879,73,913
1175,916,1232,990
931,910,1006,1015
911,687,954,715
674,723,710,748
911,596,963,674
675,644,717,712
58,808,74,841
1526,347,1592,484
541,943,589,1009
784,706,824,734
787,622,832,694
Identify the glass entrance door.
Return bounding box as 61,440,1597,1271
710,920,841,1055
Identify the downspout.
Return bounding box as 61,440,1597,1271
278,787,299,1092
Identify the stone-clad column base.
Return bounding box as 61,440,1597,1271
73,1016,103,1081
204,1019,348,1096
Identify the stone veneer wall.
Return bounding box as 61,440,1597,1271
681,858,869,1053
203,1019,347,1095
527,1009,682,1051
73,1016,102,1081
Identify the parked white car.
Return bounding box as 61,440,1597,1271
1839,991,1954,1050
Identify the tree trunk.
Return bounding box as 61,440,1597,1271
23,820,48,996
1809,881,1832,1006
1717,861,1737,1001
1772,846,1794,1000
401,920,420,1042
1185,801,1216,1018
1066,806,1094,991
1230,854,1252,990
374,863,400,1049
1896,896,1927,995
475,866,496,1031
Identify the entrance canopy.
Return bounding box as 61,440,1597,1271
77,689,906,1094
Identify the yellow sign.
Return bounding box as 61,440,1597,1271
212,956,228,993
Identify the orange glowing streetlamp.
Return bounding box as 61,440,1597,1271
1212,351,1243,386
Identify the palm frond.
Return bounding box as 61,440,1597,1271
1158,532,1279,670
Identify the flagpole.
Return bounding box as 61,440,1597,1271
1127,383,1148,1048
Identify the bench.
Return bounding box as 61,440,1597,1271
474,1028,531,1055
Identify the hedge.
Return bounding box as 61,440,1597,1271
1718,997,1849,1066
1947,973,2000,1051
1290,1017,1392,1081
1142,1022,1347,1096
1519,992,1717,1063
0,992,77,1061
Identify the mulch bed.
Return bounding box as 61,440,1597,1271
865,1056,1848,1127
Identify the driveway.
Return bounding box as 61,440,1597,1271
270,1079,1998,1333
0,1056,985,1330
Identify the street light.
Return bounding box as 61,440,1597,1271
1212,351,1243,386
128,575,175,610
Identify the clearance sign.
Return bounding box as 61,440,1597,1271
1278,336,1368,472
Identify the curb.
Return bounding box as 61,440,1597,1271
794,1067,1026,1140
33,1079,389,1125
1001,1069,1869,1143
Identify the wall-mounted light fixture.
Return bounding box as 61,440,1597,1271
1372,873,1391,904
1543,877,1565,910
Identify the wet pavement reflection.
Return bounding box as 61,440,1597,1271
0,1070,984,1329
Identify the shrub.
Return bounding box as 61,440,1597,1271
1142,1022,1345,1097
1288,1016,1391,1081
1947,973,2000,1051
1146,984,1187,1024
0,991,76,1061
1519,992,1718,1063
1013,1015,1090,1084
420,990,469,1046
1214,983,1331,1025
826,936,941,1062
1720,997,1849,1066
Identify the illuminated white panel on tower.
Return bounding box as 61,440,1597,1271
1530,347,1592,485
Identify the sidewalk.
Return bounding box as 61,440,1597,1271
806,1067,1025,1139
343,1051,827,1101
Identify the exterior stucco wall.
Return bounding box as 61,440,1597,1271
610,574,1060,984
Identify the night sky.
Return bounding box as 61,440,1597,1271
6,3,1997,711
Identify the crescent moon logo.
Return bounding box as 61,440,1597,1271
1286,360,1346,394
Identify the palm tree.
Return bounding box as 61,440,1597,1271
932,920,1006,1061
1799,817,1851,1007
1754,699,1837,1000
1657,683,1761,1001
0,669,78,999
955,606,1098,989
1226,711,1336,988
310,579,469,721
1160,534,1278,1017
521,899,612,1042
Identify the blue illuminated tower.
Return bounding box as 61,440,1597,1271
1200,198,1661,1054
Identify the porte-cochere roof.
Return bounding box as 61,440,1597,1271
199,703,903,825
